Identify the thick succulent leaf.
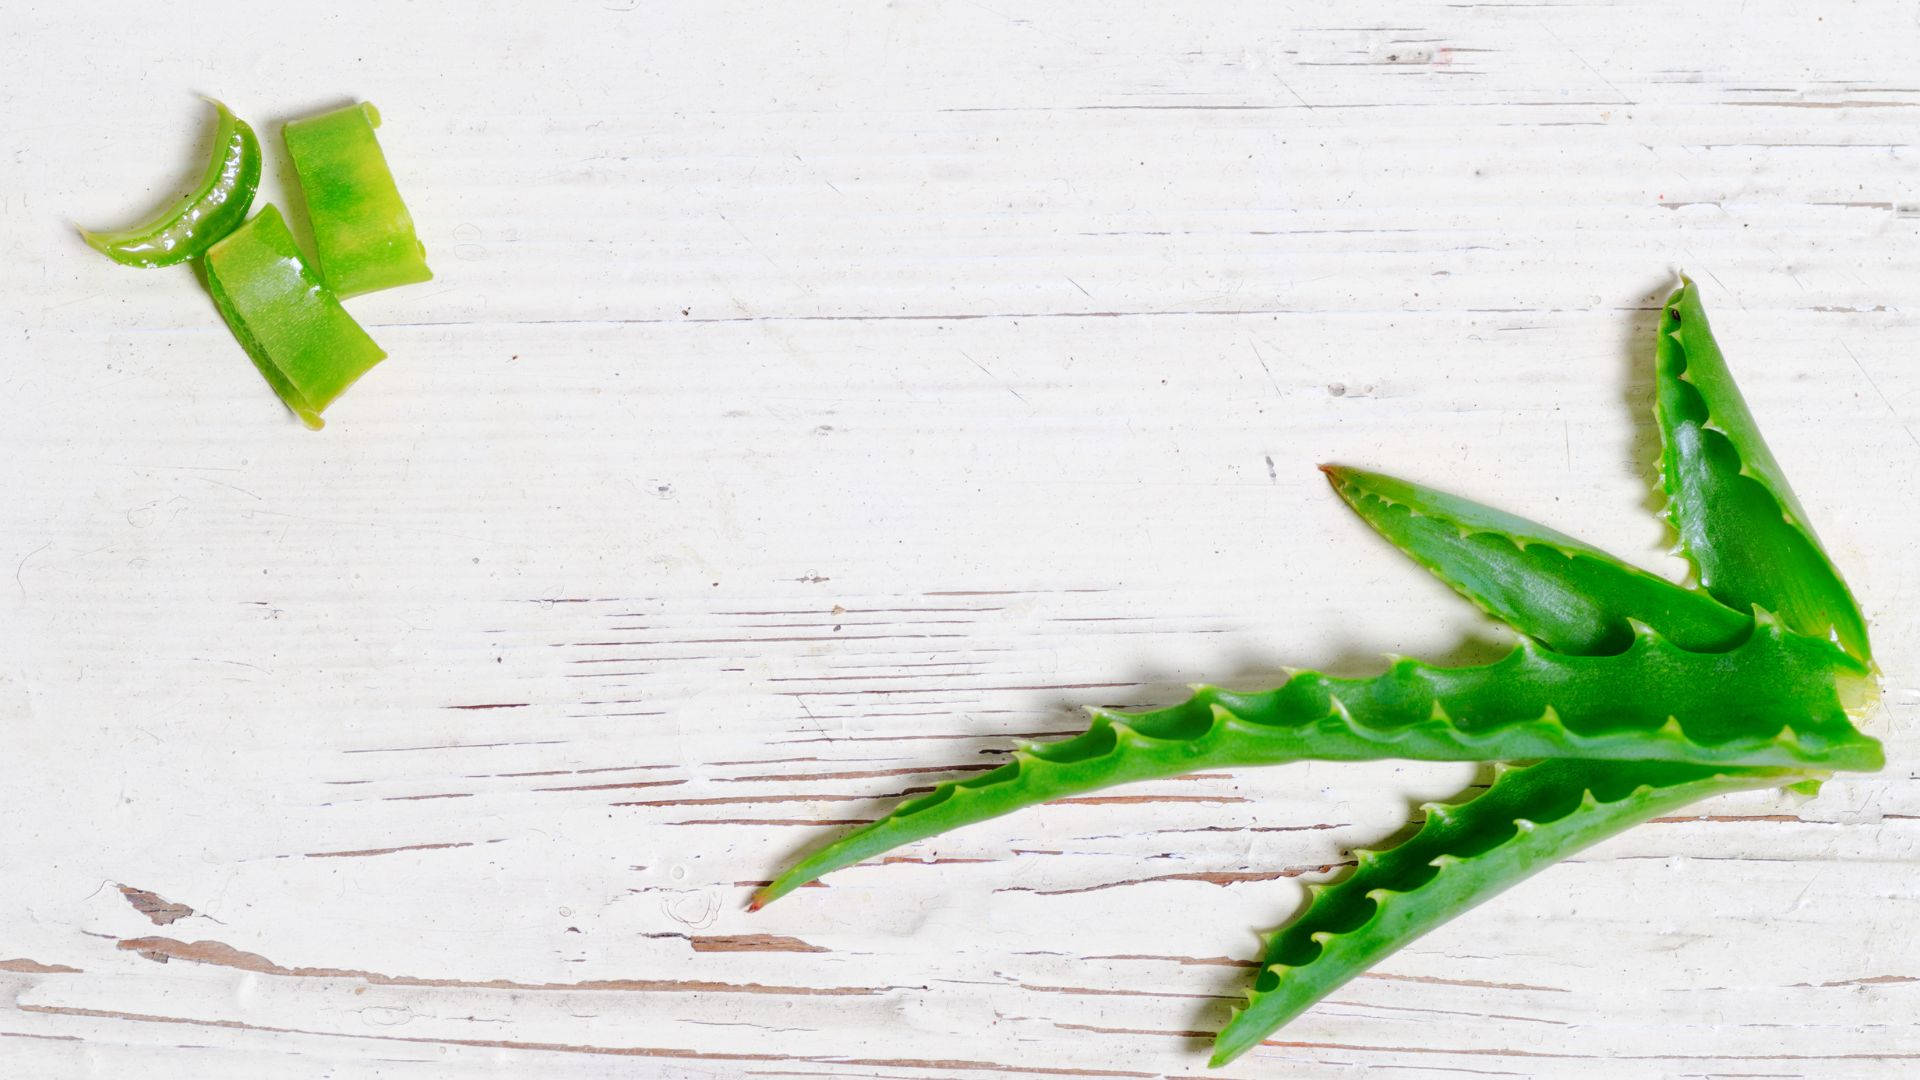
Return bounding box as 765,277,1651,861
1208,758,1791,1066
1249,361,1881,1062
1323,464,1751,655
1655,278,1872,665
752,615,1876,907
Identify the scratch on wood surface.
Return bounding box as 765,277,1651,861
1084,953,1259,968
0,1030,84,1043
997,866,1347,896
471,763,678,779
684,818,876,827
1048,793,1248,805
1648,814,1803,824
721,764,1001,783
1260,1039,1586,1061
531,778,688,793
1800,974,1918,987
19,1005,1161,1075
1368,1065,1526,1077
777,728,1084,745
342,739,569,755
1322,998,1569,1026
1357,971,1568,994
115,937,886,996
618,790,935,807
1258,1038,1920,1064
305,841,493,859
1051,1020,1213,1039
1017,981,1237,1002
1725,99,1920,108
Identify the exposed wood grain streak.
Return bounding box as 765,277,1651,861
998,867,1346,896
1048,794,1249,806
1358,972,1568,993
305,841,484,859
776,729,1083,744
21,1005,1160,1075
1050,1021,1212,1039
618,793,925,808
1265,1039,1920,1063
691,935,828,954
773,682,1140,696
531,779,688,793
1083,953,1259,968
116,885,194,926
722,765,1000,783
1018,982,1237,1002
1801,974,1917,987
343,740,569,755
1324,998,1569,1026
685,817,876,826
115,938,885,996
0,959,81,974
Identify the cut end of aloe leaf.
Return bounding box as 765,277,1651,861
77,225,115,255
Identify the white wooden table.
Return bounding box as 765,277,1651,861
4,3,1917,1076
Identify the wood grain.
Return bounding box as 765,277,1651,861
3,2,1917,1076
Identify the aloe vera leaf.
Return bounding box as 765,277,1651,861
751,615,1875,907
1322,465,1752,655
1233,430,1878,1057
1209,759,1788,1066
1655,278,1872,665
1316,459,1869,825
1321,465,1879,715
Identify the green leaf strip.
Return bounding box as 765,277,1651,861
753,615,1875,908
1210,759,1791,1065
1323,465,1751,655
1655,279,1873,664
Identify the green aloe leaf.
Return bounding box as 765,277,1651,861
1218,464,1869,1063
1322,464,1751,654
1209,759,1790,1066
752,614,1875,908
1655,278,1873,665
758,276,1882,1072
1320,465,1877,717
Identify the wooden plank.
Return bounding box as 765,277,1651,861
4,1,1917,1076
